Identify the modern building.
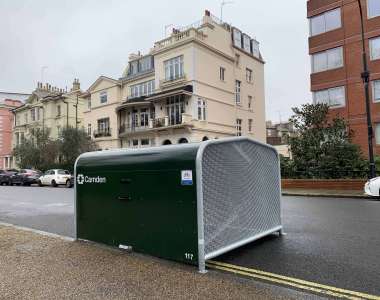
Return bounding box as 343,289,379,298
308,0,380,156
12,79,86,148
0,99,23,169
84,10,266,150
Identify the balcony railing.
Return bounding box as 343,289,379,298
154,28,206,51
119,114,193,135
93,128,112,138
160,74,186,88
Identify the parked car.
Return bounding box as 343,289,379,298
38,169,73,188
364,177,380,198
0,170,12,185
10,169,42,186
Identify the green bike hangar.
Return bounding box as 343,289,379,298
74,136,283,273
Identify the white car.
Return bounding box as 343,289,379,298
38,169,73,188
364,177,380,197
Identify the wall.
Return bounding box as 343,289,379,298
282,178,366,190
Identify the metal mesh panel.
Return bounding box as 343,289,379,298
201,140,281,257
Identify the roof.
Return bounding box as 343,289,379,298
87,76,120,92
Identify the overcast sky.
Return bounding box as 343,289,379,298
0,0,311,122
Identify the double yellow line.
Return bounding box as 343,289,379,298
206,261,380,300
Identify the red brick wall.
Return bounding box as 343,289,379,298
282,179,366,190
308,0,380,157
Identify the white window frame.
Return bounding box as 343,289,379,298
235,80,241,105
164,56,184,81
313,86,346,108
31,108,36,122
57,105,61,117
87,124,91,136
372,80,380,102
375,123,380,145
368,0,380,19
130,80,155,99
246,68,253,83
236,119,242,136
100,91,108,104
370,36,380,60
248,119,253,133
309,8,342,37
311,47,343,73
197,98,206,121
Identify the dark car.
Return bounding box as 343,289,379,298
0,170,12,185
11,169,42,186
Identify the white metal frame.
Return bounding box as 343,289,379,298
195,136,283,273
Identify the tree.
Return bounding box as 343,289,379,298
284,103,368,179
13,128,59,170
58,127,96,172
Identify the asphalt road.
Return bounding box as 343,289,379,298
217,196,380,296
0,186,379,296
0,186,74,237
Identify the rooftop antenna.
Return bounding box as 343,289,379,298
220,0,234,22
40,66,48,84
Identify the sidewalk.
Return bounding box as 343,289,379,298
0,224,312,300
282,189,371,199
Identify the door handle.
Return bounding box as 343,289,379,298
118,196,132,201
120,178,132,184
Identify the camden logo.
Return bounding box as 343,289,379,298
77,174,106,185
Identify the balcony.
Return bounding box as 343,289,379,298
93,128,112,138
153,28,206,52
160,74,187,90
119,114,193,137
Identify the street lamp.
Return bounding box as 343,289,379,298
357,0,376,178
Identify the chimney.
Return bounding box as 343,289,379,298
72,78,80,91
205,9,211,16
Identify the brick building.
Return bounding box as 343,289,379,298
308,0,380,156
0,99,23,169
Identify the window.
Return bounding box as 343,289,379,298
141,139,150,146
166,95,185,125
130,80,155,99
36,107,40,120
376,124,380,144
370,37,380,60
58,170,70,175
197,98,206,121
24,113,28,124
31,108,36,121
372,80,380,102
57,105,61,117
312,47,343,73
251,39,260,58
220,67,225,81
87,98,91,110
57,126,61,136
243,34,251,52
15,133,19,146
233,28,242,48
132,139,138,147
236,119,242,136
310,8,341,36
97,118,110,132
235,54,240,67
248,119,253,132
100,91,108,103
235,80,241,105
246,68,253,83
248,95,252,109
313,86,346,108
164,56,184,81
140,108,149,127
87,124,91,136
368,0,380,18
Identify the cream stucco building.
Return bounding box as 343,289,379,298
12,79,86,147
84,10,266,149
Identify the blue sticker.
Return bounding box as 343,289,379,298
181,170,193,185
